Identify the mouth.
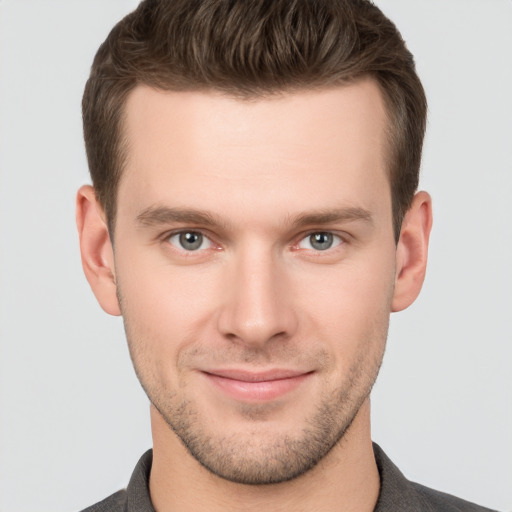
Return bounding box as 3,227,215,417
200,369,314,402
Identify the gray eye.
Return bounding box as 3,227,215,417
297,232,342,251
179,232,203,250
309,232,334,250
168,231,211,251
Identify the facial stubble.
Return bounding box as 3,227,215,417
150,361,380,485
119,292,388,486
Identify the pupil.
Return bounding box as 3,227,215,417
180,232,202,250
311,232,333,250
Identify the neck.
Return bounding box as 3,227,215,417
149,400,380,512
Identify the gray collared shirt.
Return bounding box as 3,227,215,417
81,443,498,511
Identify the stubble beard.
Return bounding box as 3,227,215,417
118,279,388,486
151,371,378,485
126,335,386,486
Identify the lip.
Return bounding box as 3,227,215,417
201,369,313,402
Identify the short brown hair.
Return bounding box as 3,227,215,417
82,0,427,239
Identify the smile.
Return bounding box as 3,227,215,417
201,369,314,402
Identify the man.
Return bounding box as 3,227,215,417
75,1,496,511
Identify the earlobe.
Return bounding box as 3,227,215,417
76,185,121,316
391,191,433,312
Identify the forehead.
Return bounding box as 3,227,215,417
118,79,390,223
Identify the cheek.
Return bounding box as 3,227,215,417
292,250,395,359
115,249,223,371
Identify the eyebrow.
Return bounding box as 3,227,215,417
289,207,373,228
135,205,373,230
136,206,226,229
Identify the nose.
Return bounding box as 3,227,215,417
217,245,298,348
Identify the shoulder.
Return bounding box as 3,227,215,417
79,450,153,512
373,443,498,512
410,481,498,512
80,489,127,512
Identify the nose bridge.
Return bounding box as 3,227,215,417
217,241,297,346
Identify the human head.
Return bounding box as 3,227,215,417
77,1,433,486
82,0,427,240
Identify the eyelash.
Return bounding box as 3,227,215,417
164,230,219,254
295,232,344,252
162,229,347,255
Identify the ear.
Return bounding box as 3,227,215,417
391,191,433,312
76,185,121,316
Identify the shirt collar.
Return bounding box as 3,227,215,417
125,443,422,511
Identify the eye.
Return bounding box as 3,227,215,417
167,231,212,251
297,232,342,251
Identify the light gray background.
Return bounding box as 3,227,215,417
0,1,511,511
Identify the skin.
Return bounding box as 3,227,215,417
76,77,432,512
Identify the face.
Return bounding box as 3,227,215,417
113,79,397,484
